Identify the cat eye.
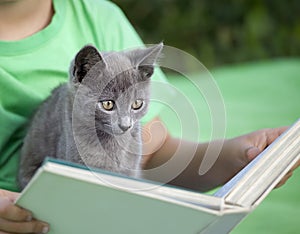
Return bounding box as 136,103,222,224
101,100,115,111
132,99,143,110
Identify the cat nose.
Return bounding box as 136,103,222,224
118,124,131,131
118,117,131,131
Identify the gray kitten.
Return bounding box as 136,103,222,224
18,43,163,189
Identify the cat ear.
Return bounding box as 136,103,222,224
127,43,163,80
72,45,106,83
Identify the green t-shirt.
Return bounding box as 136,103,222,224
0,0,169,191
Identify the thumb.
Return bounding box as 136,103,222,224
0,190,20,203
246,146,261,161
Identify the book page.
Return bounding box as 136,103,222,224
215,119,300,207
39,160,224,212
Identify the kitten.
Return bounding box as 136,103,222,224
18,43,163,189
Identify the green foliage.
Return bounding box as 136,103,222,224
113,0,300,67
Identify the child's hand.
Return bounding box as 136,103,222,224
228,126,299,188
0,189,49,233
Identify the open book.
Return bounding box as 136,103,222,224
16,119,300,234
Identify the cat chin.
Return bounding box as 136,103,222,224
111,128,130,136
100,126,129,136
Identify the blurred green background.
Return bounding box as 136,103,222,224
163,60,300,234
113,0,300,68
113,1,300,233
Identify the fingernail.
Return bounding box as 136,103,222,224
42,226,49,233
246,147,260,160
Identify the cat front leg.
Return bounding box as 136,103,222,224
18,158,43,190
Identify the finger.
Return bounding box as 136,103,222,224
275,171,293,188
276,161,299,188
290,159,300,171
0,191,19,203
0,231,11,234
245,146,261,161
265,126,288,146
0,218,49,234
246,126,289,161
0,198,32,222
